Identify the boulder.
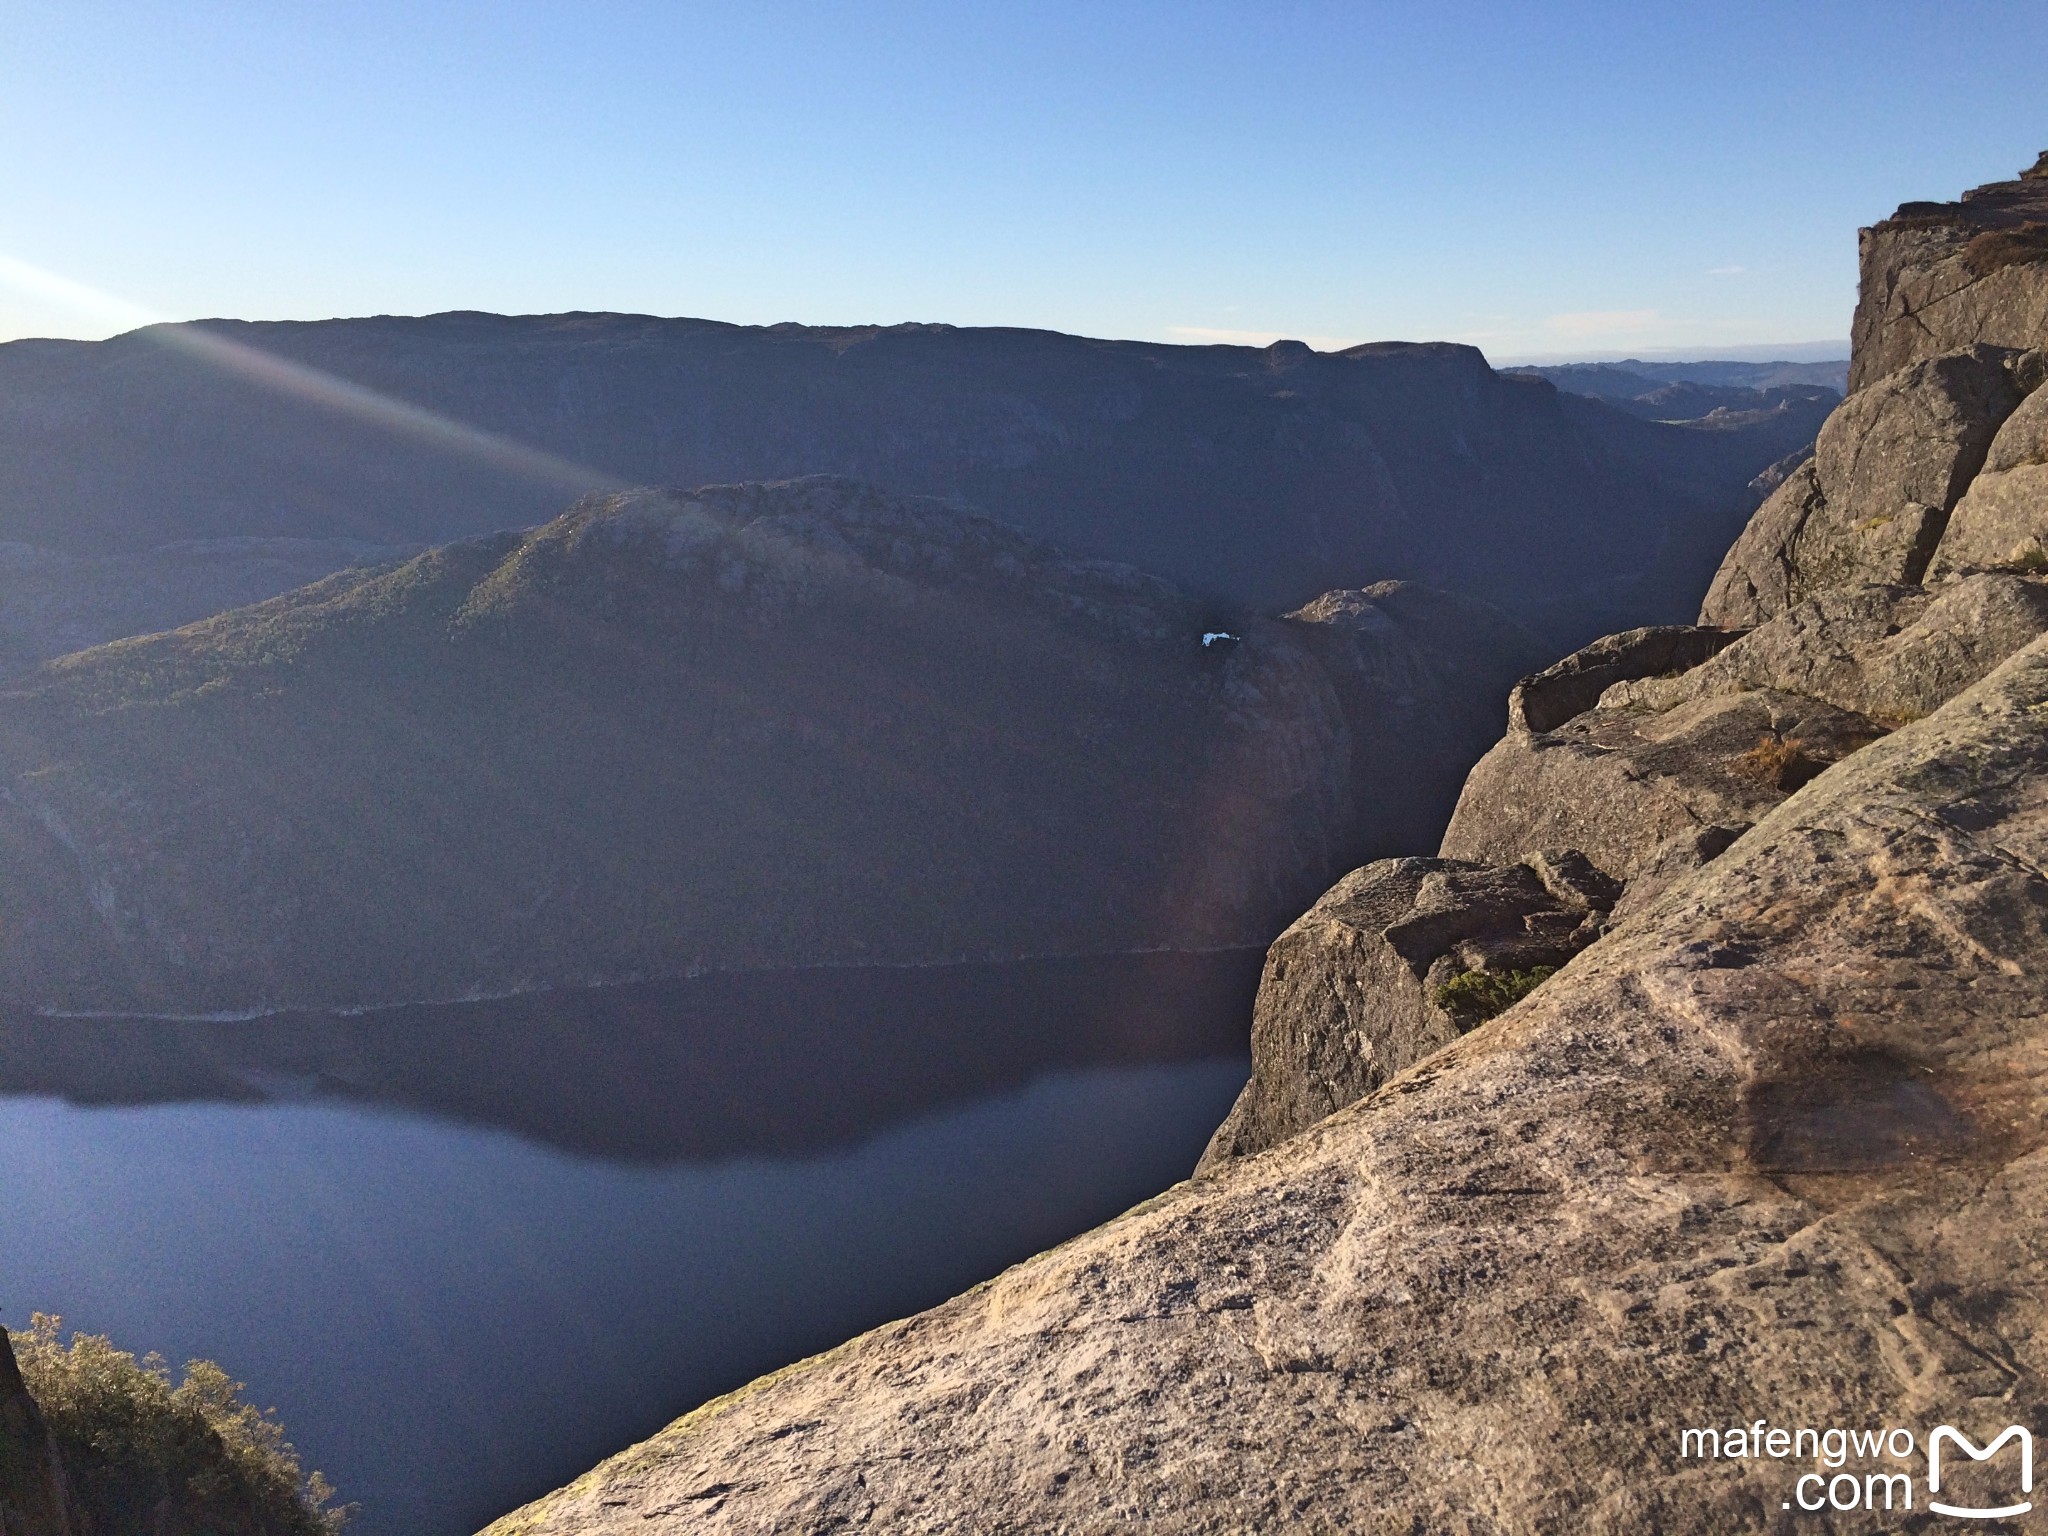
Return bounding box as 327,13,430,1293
1452,573,2048,882
479,629,2048,1536
1613,574,2048,727
1926,378,2048,577
1194,851,1616,1172
1699,347,2030,625
1506,624,1741,734
1694,458,1824,626
1441,675,1884,880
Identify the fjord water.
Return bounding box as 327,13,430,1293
0,954,1257,1535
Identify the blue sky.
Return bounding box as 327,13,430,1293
2,0,2042,360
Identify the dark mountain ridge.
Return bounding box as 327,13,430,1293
0,315,1817,645
1505,361,1840,426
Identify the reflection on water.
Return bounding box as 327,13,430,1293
0,949,1263,1158
0,955,1257,1536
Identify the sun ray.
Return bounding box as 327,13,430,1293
0,251,623,500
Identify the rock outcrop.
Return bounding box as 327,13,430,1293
1195,850,1616,1170
1927,373,2048,576
1442,575,2048,914
1851,150,2048,390
1440,654,1883,881
1505,623,1742,734
1699,344,2040,625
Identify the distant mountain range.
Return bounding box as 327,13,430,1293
1508,357,1849,394
0,317,1830,655
0,318,1834,1016
1504,360,1844,438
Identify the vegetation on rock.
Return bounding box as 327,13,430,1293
1430,965,1555,1025
11,1314,344,1536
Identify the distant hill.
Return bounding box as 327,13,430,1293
0,477,1540,1015
0,317,1826,651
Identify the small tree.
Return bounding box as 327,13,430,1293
10,1314,346,1535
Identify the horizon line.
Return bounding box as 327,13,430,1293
0,307,1852,369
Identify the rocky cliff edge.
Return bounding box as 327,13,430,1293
484,156,2048,1534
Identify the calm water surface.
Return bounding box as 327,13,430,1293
0,956,1255,1536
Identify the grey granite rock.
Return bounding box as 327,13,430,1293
479,629,2048,1536
1602,821,1749,930
1700,347,2029,625
1612,575,2048,727
1440,686,1882,878
1194,852,1613,1173
477,155,2048,1536
1506,624,1742,734
1851,153,2048,390
1450,573,2048,883
1926,378,2048,577
1694,458,1825,626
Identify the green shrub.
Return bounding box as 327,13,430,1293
11,1314,345,1535
1432,966,1555,1025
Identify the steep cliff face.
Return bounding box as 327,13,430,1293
1850,151,2048,391
483,155,2048,1534
1237,153,2048,1176
1699,344,2043,626
0,476,1535,1015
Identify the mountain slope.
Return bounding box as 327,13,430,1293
0,319,1810,641
0,476,1536,1015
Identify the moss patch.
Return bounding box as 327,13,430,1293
1432,966,1556,1026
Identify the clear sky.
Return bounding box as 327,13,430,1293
3,0,2043,361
